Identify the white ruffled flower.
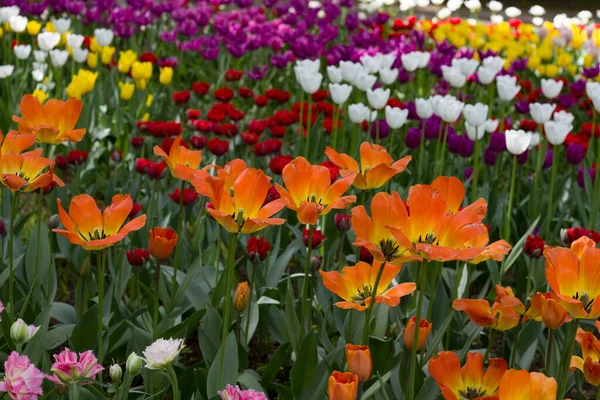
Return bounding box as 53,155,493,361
143,338,185,370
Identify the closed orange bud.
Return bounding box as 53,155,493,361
233,282,251,312
403,316,432,350
148,227,178,260
584,358,600,386
327,371,358,400
526,293,572,330
345,344,372,383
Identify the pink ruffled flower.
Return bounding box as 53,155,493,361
47,349,103,385
219,384,268,400
0,352,44,400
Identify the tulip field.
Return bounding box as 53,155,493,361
3,0,600,399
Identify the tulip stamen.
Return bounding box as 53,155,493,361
379,238,401,261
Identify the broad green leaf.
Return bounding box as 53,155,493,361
207,332,239,397
290,331,318,395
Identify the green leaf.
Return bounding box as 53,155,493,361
290,331,318,395
261,343,290,387
362,371,392,399
285,280,301,353
44,324,74,350
71,305,98,352
207,332,239,397
25,222,50,287
23,307,52,364
501,216,540,276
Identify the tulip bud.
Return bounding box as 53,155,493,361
0,218,6,237
311,255,322,271
47,214,60,230
328,371,358,400
335,214,351,232
126,352,143,376
109,364,122,383
345,344,372,383
233,282,251,312
10,319,39,345
303,227,326,249
403,316,432,351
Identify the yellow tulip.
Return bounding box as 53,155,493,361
141,112,150,121
32,90,48,105
26,21,41,36
136,79,147,90
89,37,101,53
87,52,98,69
66,70,98,98
567,65,578,77
545,65,559,78
0,27,3,37
557,53,573,68
159,67,173,85
119,82,135,101
146,94,153,107
45,21,56,33
101,46,116,65
118,50,137,74
584,54,595,68
131,61,153,81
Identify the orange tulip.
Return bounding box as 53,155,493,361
570,321,600,386
380,176,511,263
233,281,251,312
403,316,432,350
319,260,416,311
452,298,521,331
324,142,411,190
12,95,86,144
545,236,600,319
494,285,525,314
525,292,572,329
345,344,372,383
327,371,358,400
148,227,178,260
54,194,146,251
191,158,247,196
197,167,285,234
153,136,202,180
498,369,557,400
0,150,64,192
276,157,356,225
0,130,36,155
351,191,418,265
428,351,507,400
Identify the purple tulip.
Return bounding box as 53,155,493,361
489,133,507,152
578,167,596,188
405,127,422,149
370,119,390,140
464,167,473,181
566,143,585,165
425,115,442,139
483,147,498,166
517,150,529,165
542,148,553,169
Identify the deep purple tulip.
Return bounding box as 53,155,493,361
459,137,474,158
425,115,441,139
483,147,498,166
517,150,529,165
566,143,585,165
464,167,473,181
370,119,390,140
578,167,596,188
405,127,422,149
515,100,530,114
489,133,507,152
543,148,553,169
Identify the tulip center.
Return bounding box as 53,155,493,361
379,238,401,262
574,291,594,311
81,228,107,242
459,387,487,399
32,124,60,142
417,232,438,245
354,284,373,302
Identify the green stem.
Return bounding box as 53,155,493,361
545,329,554,376
8,191,17,320
471,137,480,202
300,228,313,335
509,315,525,368
68,384,80,400
417,123,426,181
97,250,106,380
153,258,161,340
504,155,518,241
360,260,387,344
407,262,427,400
484,329,496,360
244,260,258,345
557,320,578,399
544,146,559,238
217,232,238,389
214,232,222,288
437,124,449,176
170,179,186,307
166,364,180,400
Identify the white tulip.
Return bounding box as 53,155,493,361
505,129,531,155
482,56,505,74
327,66,342,83
296,68,322,94
8,15,27,33
399,0,417,11
431,0,444,4
94,28,114,47
32,62,47,72
73,48,89,64
379,68,399,85
296,59,320,73
66,33,85,50
532,17,544,26
360,54,382,74
417,52,431,68
447,0,463,11
578,10,593,23
52,17,71,34
463,103,489,127
442,65,466,88
544,121,572,145
329,83,353,105
496,75,520,101
553,110,574,126
528,132,541,149
529,103,556,124
437,7,452,19
49,49,69,68
340,61,361,83
416,0,430,6
416,98,434,119
465,0,481,11
385,106,409,129
366,87,390,110
452,57,479,76
465,122,486,140
491,14,504,23
401,52,420,72
587,81,600,99
505,6,521,17
348,103,371,123
438,98,464,123
430,95,447,116
541,79,563,99
484,119,499,133
37,32,61,52
0,65,14,79
31,69,44,81
353,71,377,91
0,6,20,24
529,5,545,16
33,50,47,62
477,66,496,85
380,53,396,70
13,44,31,60
487,0,502,12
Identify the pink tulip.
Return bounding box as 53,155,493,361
0,352,44,400
47,349,103,385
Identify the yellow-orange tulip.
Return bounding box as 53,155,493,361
345,344,371,383
153,136,202,181
148,227,178,260
327,371,358,400
403,316,432,350
498,369,557,399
